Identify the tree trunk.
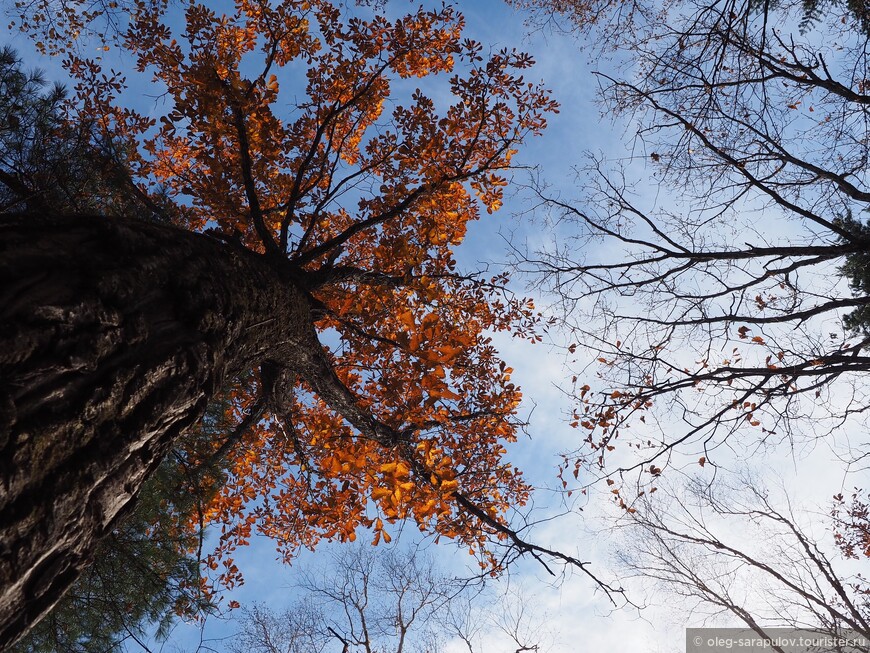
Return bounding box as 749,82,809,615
0,213,313,649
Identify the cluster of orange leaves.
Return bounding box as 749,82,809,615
833,489,870,599
192,327,531,595
17,0,558,595
834,490,870,560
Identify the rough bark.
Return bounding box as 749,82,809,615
0,213,315,650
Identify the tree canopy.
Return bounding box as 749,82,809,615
0,1,575,646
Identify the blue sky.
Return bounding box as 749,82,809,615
6,0,866,650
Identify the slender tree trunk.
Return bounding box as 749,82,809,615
0,213,312,649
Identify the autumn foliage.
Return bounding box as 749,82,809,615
9,0,558,598
835,491,870,562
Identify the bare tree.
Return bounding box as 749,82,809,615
231,544,462,653
508,0,870,484
230,543,547,653
230,600,330,653
505,3,870,640
443,583,547,653
611,475,870,651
